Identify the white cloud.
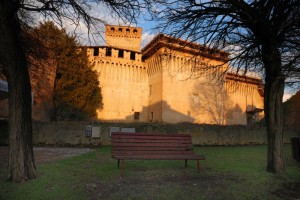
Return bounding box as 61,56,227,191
29,2,140,46
141,32,157,48
283,93,292,102
283,89,298,102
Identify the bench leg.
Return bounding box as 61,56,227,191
118,160,120,168
197,160,200,174
122,160,125,177
185,160,188,167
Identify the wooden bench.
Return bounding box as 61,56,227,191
111,132,205,177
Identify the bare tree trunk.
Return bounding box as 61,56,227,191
263,44,285,174
0,1,37,182
264,75,285,174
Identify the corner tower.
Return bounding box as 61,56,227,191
105,25,142,52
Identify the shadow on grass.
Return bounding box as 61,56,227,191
1,145,300,200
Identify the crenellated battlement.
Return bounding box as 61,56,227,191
87,46,143,63
105,25,142,52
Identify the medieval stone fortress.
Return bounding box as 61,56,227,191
86,25,264,125
0,24,264,125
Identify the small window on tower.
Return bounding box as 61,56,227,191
126,28,130,33
149,85,152,95
133,29,138,33
111,27,115,31
150,112,154,122
118,28,122,32
118,50,124,58
106,47,112,57
130,52,135,60
134,112,140,120
93,47,99,56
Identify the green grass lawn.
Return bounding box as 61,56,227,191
1,145,299,200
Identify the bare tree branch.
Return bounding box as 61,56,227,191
145,0,300,174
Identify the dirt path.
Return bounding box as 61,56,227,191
0,146,94,169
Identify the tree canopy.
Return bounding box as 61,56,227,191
34,22,103,121
149,0,300,80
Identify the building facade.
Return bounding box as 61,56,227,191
0,24,264,125
87,25,264,125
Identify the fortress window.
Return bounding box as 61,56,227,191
126,28,130,33
110,27,115,31
134,112,140,120
118,28,122,32
93,47,99,56
133,29,138,33
150,112,153,122
118,49,124,58
130,52,136,60
149,85,152,95
106,47,112,57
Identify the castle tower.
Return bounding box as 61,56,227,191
86,24,148,122
105,25,142,52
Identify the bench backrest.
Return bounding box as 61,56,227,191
111,132,194,156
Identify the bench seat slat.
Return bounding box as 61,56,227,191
112,151,195,155
112,132,191,137
112,135,191,140
112,145,193,151
112,147,192,154
112,143,193,147
113,154,205,160
112,137,192,141
112,138,192,143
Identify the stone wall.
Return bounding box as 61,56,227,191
89,46,148,122
30,122,299,147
